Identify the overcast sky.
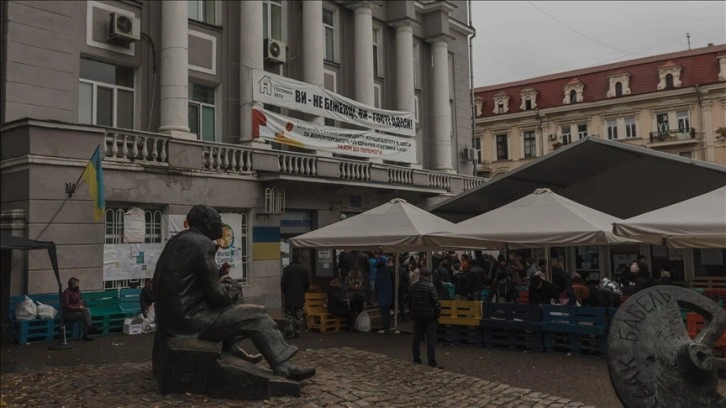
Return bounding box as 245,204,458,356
470,1,726,88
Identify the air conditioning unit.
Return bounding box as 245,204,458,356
107,12,140,44
548,134,558,141
461,148,477,161
264,39,287,64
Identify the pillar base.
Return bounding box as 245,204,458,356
160,129,197,140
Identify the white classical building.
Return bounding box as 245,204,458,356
0,1,482,311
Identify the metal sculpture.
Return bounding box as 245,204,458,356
608,285,726,408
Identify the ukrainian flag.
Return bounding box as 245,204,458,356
81,146,105,221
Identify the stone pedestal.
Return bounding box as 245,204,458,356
152,335,300,399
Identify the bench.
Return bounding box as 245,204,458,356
303,292,346,333
480,303,542,351
686,312,726,357
119,287,142,315
690,277,726,289
437,300,483,345
83,290,133,335
541,305,608,356
7,293,82,344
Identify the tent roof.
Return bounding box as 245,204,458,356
1,233,56,251
612,185,726,248
429,188,635,248
431,137,726,221
289,198,468,251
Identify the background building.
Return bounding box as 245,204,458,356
0,1,482,310
472,44,726,178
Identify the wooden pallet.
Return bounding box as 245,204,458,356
481,303,543,351
541,305,607,356
438,300,482,326
690,277,726,289
303,292,347,333
437,324,483,346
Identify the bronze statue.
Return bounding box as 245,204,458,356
153,205,315,382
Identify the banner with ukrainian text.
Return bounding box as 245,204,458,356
252,69,415,137
81,146,105,221
252,107,416,163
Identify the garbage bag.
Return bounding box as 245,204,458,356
15,295,38,320
36,302,58,319
354,310,371,332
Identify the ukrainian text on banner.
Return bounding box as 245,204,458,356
252,69,415,137
252,107,416,163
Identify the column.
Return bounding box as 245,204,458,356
352,2,374,106
302,1,324,126
159,0,192,138
239,1,264,143
429,37,453,172
393,21,415,115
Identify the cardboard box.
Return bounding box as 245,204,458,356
123,318,144,335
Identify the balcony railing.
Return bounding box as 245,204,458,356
100,128,485,194
649,128,697,143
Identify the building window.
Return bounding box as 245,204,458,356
324,69,336,127
569,90,577,104
105,207,163,244
323,8,335,61
577,124,588,139
493,92,510,114
264,187,286,214
563,79,584,104
413,41,420,89
607,73,631,98
374,83,382,109
414,94,420,126
523,131,536,158
473,137,482,164
188,82,216,142
625,116,637,138
497,104,504,114
676,111,690,134
519,88,538,110
615,82,623,97
496,134,508,160
263,0,283,41
657,113,670,136
79,58,134,129
607,119,618,140
665,74,674,90
372,27,382,77
188,0,215,25
561,126,571,144
524,99,532,110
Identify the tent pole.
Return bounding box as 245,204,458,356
394,252,399,329
544,244,551,281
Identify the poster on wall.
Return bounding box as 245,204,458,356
252,107,416,163
123,208,146,243
103,243,161,281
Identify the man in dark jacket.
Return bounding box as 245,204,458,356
153,205,314,381
528,272,557,305
408,267,443,369
281,255,311,339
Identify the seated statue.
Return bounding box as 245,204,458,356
153,205,315,381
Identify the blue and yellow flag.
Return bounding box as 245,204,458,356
81,146,105,221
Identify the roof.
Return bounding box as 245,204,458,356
430,137,726,221
473,44,726,118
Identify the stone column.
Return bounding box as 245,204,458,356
429,37,453,172
159,0,192,138
302,1,324,126
239,1,264,143
393,20,415,115
352,2,374,106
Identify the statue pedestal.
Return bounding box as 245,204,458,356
152,335,301,399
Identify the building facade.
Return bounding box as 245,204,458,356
0,0,483,309
473,44,726,179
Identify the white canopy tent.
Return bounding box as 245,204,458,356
612,185,726,249
430,188,638,280
289,198,493,330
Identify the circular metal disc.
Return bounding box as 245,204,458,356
607,286,726,408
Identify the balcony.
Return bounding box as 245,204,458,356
99,126,485,196
649,128,698,144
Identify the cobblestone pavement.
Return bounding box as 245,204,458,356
1,346,597,408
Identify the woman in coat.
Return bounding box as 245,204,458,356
375,255,395,333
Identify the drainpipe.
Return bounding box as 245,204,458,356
468,0,477,176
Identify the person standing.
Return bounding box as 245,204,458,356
280,255,310,339
61,277,100,341
343,268,366,332
408,267,442,369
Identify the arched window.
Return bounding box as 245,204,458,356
615,82,623,97
665,74,674,89
569,89,577,104
524,98,532,110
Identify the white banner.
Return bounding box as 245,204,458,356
253,69,415,137
252,107,416,163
